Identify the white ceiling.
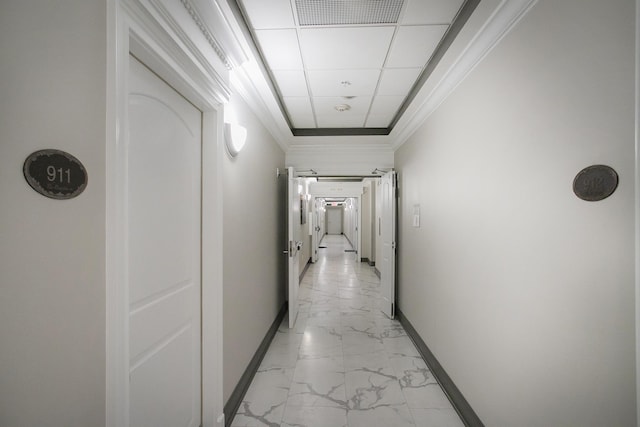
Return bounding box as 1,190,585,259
237,0,466,133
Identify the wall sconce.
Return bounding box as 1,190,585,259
224,122,247,157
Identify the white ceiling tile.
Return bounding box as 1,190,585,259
307,69,381,97
386,25,448,68
283,97,316,128
365,114,393,128
312,96,372,116
377,68,421,95
299,27,395,69
273,70,308,97
316,114,367,128
241,0,296,29
400,0,465,25
256,29,303,69
369,95,405,117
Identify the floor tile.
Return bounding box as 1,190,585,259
402,382,455,409
230,235,464,427
281,406,348,427
345,366,405,409
411,408,465,427
232,386,288,426
347,403,416,427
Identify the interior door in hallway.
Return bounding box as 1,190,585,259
287,167,301,328
311,199,319,263
380,171,397,318
326,206,343,234
127,55,202,426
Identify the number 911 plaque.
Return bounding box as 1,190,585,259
23,149,88,199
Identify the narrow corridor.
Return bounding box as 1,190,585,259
231,235,464,427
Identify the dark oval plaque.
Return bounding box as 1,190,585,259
23,149,88,199
573,165,618,202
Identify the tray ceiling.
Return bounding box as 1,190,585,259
234,0,477,136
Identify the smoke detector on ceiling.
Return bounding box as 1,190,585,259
335,104,351,112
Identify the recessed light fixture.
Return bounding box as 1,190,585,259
334,104,351,112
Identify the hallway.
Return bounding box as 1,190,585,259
231,235,464,427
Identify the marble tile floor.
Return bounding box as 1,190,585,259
231,235,464,427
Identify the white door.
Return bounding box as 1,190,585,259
327,207,343,234
380,171,396,319
354,200,359,261
311,198,318,263
287,167,301,328
127,55,202,426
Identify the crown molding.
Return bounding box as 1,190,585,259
121,0,233,107
216,0,538,153
185,0,248,70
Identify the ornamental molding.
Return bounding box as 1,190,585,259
180,0,233,70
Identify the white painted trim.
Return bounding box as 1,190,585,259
214,0,539,153
182,0,248,69
106,0,227,425
106,3,131,425
106,0,124,425
201,108,225,427
391,0,539,150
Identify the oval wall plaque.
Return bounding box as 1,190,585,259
573,165,618,202
23,149,88,199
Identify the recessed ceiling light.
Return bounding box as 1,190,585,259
335,104,351,112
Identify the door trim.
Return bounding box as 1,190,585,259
107,1,228,425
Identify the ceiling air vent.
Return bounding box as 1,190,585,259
295,0,404,26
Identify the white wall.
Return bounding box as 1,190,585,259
0,2,107,426
394,0,636,425
287,146,393,176
223,93,286,403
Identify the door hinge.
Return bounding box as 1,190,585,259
392,241,397,249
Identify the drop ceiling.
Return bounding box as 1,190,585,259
232,0,477,136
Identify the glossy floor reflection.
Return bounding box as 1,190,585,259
231,235,464,427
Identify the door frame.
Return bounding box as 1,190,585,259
310,196,318,263
309,182,364,259
287,167,301,328
107,1,231,425
379,171,397,319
